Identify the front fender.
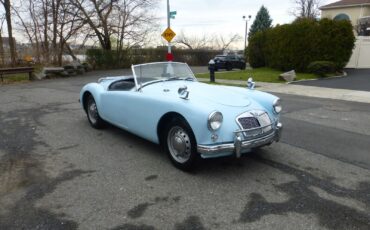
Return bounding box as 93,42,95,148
80,83,105,112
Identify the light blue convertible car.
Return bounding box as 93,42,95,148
80,62,282,170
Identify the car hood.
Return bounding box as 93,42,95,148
144,81,251,107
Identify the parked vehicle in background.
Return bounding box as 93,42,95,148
212,55,246,71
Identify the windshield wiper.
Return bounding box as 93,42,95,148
184,77,195,81
166,76,195,81
167,76,181,81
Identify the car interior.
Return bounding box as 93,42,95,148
108,78,136,91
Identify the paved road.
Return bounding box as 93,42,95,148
0,73,370,229
292,69,370,91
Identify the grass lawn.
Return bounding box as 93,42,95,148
195,67,318,83
0,73,30,84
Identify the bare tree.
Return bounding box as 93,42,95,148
215,34,242,51
113,0,159,58
0,0,16,66
70,0,114,50
175,31,213,50
175,31,242,51
54,0,85,64
70,0,158,51
10,0,158,66
12,0,85,65
292,0,321,19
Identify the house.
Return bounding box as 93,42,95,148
321,0,370,35
321,0,370,68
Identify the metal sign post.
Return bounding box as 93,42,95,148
162,0,177,61
167,0,171,54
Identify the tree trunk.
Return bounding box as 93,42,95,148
62,38,77,61
0,32,4,66
52,0,60,64
3,0,16,66
42,0,49,63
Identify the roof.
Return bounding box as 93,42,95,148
320,0,370,9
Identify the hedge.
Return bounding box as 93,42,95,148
248,31,266,68
248,18,355,72
86,48,221,69
307,61,337,77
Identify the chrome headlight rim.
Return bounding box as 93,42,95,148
273,98,282,114
208,111,223,131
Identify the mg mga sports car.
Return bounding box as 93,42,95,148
80,62,282,170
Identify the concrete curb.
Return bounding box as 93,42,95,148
288,71,347,84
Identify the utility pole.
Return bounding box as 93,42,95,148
167,0,171,56
243,15,251,53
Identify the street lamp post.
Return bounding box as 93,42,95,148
243,15,252,52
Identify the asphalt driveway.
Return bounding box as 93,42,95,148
1,72,370,229
292,69,370,91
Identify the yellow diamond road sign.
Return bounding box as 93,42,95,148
162,27,176,42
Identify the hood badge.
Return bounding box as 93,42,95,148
178,85,189,100
247,77,255,90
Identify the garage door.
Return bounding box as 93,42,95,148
346,37,370,68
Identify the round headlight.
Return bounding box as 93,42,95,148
273,98,282,114
208,111,223,131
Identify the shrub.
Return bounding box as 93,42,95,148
248,18,355,72
86,48,221,69
307,61,337,77
85,49,130,69
247,31,267,68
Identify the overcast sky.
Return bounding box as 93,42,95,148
156,0,338,49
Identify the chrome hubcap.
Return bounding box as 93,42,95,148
87,99,98,124
167,126,191,163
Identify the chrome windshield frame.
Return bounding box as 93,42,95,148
131,62,197,91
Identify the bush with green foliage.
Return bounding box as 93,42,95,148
248,18,355,72
85,49,130,69
248,32,266,68
307,61,337,77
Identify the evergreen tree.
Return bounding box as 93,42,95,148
249,6,273,39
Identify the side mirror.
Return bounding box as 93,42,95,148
247,77,255,90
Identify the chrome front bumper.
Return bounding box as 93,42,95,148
197,122,282,158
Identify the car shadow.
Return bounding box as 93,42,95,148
97,122,262,174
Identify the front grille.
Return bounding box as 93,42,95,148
238,117,260,129
236,111,273,139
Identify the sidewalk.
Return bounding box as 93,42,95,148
198,78,370,104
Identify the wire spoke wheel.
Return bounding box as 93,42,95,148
85,95,105,129
87,98,98,125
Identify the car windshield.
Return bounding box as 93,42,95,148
132,62,196,89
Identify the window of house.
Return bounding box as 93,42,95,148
333,13,350,21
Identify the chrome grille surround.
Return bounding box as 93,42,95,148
235,110,273,139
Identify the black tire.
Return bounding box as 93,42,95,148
163,117,199,171
240,63,246,70
226,63,232,71
86,95,105,129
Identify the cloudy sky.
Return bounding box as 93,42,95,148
156,0,338,48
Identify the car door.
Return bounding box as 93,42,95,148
230,56,238,68
102,88,162,144
100,90,138,129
